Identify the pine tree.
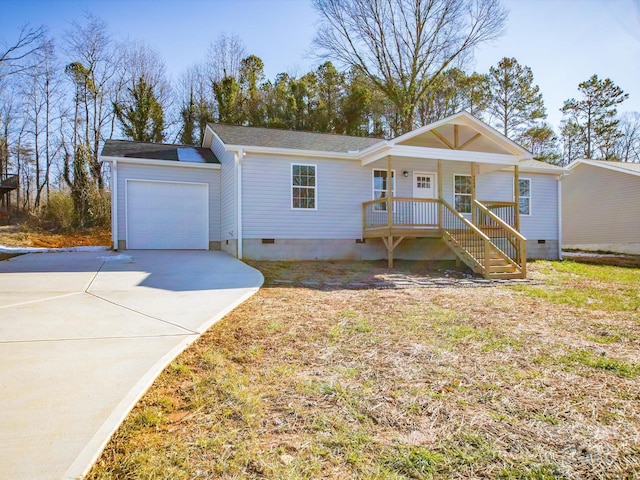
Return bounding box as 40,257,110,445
487,57,546,139
179,88,197,145
561,74,629,159
114,76,164,143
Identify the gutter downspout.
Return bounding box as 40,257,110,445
557,174,564,261
111,159,118,250
236,149,243,260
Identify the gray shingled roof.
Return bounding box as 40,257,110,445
101,140,219,163
518,158,564,172
576,159,640,174
209,124,384,153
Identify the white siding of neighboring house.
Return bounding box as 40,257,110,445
562,164,640,254
116,162,221,246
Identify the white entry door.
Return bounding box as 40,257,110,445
412,172,437,226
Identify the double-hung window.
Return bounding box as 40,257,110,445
292,164,316,209
454,174,472,213
519,178,531,215
373,169,395,211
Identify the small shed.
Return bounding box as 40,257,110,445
562,159,640,255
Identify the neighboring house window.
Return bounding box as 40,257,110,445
292,164,317,209
454,174,472,213
519,178,531,215
373,169,395,211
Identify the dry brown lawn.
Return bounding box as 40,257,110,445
86,259,640,480
0,224,111,248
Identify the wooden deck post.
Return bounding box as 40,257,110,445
437,159,443,229
386,155,393,230
514,165,520,232
471,163,477,225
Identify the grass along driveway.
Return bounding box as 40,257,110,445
87,260,640,479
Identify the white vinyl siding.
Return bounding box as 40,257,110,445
238,154,559,243
212,135,237,240
242,155,367,239
518,173,558,239
454,174,472,213
291,164,317,210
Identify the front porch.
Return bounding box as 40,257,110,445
362,196,527,279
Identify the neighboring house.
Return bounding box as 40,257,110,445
562,159,640,255
102,111,564,279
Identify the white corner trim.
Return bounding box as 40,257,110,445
111,160,118,250
236,149,244,260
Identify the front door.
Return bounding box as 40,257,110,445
413,172,437,226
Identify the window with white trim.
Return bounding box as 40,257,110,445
519,178,531,215
454,174,472,213
292,164,316,209
373,169,395,211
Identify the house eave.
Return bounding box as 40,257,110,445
567,158,640,177
359,145,528,166
221,144,361,160
101,156,221,169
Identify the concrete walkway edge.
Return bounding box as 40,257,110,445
64,282,262,480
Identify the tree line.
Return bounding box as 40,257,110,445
0,1,638,226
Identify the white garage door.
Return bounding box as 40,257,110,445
126,180,209,249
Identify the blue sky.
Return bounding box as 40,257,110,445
1,0,639,130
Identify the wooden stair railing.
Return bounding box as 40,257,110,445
441,199,525,279
472,200,526,278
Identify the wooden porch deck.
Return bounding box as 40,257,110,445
362,198,527,279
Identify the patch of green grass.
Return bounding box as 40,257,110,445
132,407,163,428
517,261,640,312
557,349,640,378
497,462,564,479
379,445,445,478
0,253,21,262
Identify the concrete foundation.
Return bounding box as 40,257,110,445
241,237,455,261
563,243,640,256
526,239,559,260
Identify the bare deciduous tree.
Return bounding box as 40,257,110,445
0,24,46,79
65,14,123,188
615,112,640,163
312,0,507,135
206,33,246,83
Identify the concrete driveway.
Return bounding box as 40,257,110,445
0,250,263,480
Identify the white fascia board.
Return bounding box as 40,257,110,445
387,111,531,157
359,145,523,166
568,158,640,177
101,156,221,170
202,124,215,148
222,144,360,161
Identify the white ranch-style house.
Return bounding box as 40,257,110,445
102,112,565,279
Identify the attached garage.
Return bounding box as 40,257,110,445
102,140,221,251
126,180,209,249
